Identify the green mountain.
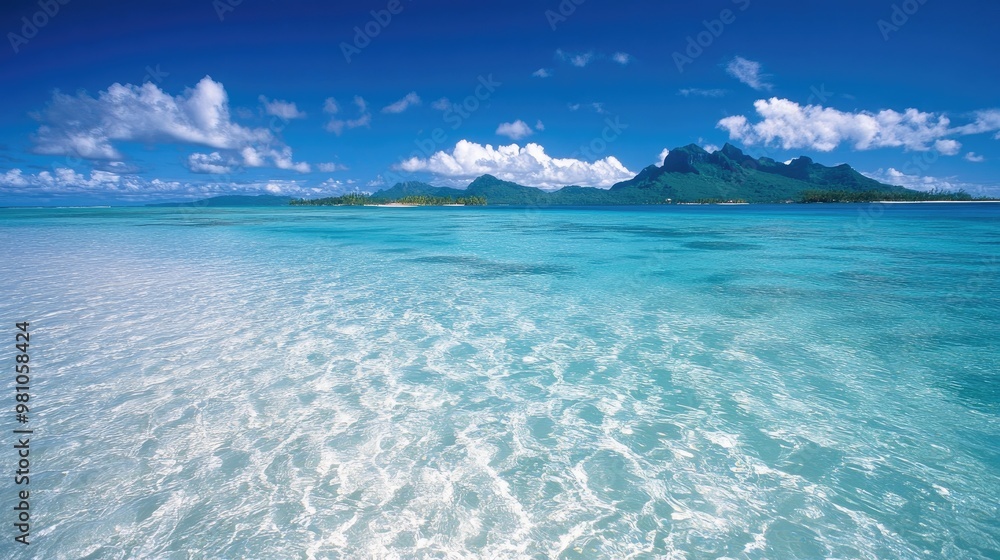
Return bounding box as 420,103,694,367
610,143,910,203
371,143,916,204
147,194,293,207
465,175,563,204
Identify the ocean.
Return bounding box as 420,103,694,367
1,204,997,559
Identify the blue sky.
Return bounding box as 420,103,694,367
1,0,998,204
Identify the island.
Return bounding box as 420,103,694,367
290,144,994,206
289,193,487,207
147,144,996,208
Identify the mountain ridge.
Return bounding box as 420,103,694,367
372,143,914,204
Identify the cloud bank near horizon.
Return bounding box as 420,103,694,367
396,140,635,188
719,98,1000,154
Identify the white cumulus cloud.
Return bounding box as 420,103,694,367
952,109,1000,136
496,120,534,140
612,52,631,65
0,167,356,201
395,140,635,188
30,76,312,172
532,68,552,78
863,167,999,197
32,76,274,159
240,146,310,173
318,162,348,172
1,168,131,193
965,152,985,162
258,96,306,119
2,169,30,187
934,139,961,156
271,147,311,173
716,98,998,153
187,151,234,174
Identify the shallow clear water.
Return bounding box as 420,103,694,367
1,204,998,559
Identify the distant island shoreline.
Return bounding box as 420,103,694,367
8,200,1000,210
139,143,995,208
142,197,1000,209
288,143,996,207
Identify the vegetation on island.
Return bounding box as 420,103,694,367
290,193,370,206
289,193,486,206
688,198,749,204
798,189,992,203
395,195,487,205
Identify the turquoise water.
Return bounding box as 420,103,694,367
1,204,998,559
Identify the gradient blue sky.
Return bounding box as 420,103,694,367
1,0,998,204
